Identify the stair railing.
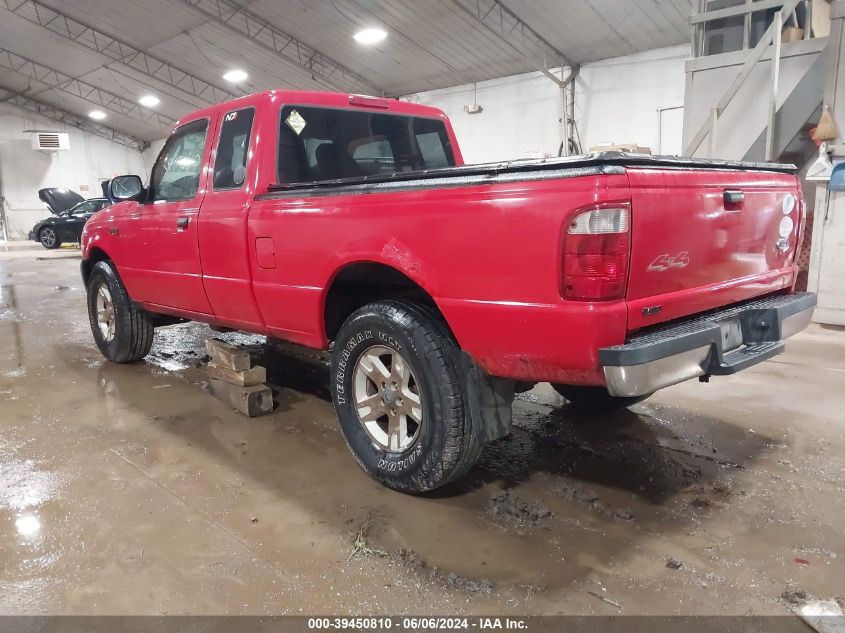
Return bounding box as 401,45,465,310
685,0,802,159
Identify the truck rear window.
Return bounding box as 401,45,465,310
277,105,455,184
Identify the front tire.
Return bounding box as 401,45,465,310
39,226,61,249
86,260,154,363
330,301,482,493
552,384,651,411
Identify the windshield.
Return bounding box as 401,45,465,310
277,105,455,184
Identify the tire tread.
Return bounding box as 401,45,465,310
332,300,483,493
87,260,153,363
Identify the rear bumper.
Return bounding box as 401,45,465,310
599,292,817,397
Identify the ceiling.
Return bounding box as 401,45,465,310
0,0,693,147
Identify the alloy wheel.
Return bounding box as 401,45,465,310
353,345,423,452
40,227,56,248
95,284,116,342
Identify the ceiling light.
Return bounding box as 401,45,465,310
353,27,387,45
88,110,106,120
139,94,160,107
223,69,248,83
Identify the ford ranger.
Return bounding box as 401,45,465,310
81,90,816,493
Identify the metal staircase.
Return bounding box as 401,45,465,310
683,0,828,170
742,51,825,165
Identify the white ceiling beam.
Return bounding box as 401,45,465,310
0,47,176,127
0,0,236,105
0,85,148,151
451,0,575,77
178,0,383,95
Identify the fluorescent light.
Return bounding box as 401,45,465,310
139,94,160,107
353,27,387,45
223,69,248,83
88,110,106,120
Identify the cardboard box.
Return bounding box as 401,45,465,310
589,143,652,155
811,0,831,38
782,26,805,43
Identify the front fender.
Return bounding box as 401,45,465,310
81,201,132,261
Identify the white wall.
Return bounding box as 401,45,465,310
142,139,166,176
577,46,689,156
0,103,149,240
404,45,690,164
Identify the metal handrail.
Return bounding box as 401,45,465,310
691,0,788,25
685,0,802,157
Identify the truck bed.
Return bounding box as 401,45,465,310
262,152,797,198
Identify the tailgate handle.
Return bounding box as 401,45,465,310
724,190,744,205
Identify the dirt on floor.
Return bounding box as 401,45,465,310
1,245,844,615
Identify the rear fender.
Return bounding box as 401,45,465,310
321,238,443,337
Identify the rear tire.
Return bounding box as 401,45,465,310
39,226,61,249
86,260,154,363
330,301,483,493
552,384,651,411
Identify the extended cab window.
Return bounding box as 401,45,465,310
149,119,208,202
213,107,255,190
277,106,455,184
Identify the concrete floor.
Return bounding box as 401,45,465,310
1,244,843,615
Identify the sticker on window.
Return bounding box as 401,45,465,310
285,109,307,135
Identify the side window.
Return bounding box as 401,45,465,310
149,119,208,202
213,107,255,190
415,131,449,169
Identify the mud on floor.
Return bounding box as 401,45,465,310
1,252,844,615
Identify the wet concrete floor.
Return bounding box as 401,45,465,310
1,245,843,615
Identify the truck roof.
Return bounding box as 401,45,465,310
174,90,449,128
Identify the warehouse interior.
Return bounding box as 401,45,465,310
1,0,845,624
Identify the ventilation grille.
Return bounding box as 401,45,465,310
30,132,70,151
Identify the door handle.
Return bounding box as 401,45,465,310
176,217,189,230
723,190,744,205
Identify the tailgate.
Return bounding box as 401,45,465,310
625,167,802,331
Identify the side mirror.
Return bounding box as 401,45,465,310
109,175,145,202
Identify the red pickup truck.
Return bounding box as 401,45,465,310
81,90,816,493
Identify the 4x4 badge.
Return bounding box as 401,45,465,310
648,251,690,272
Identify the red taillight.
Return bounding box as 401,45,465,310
561,204,631,301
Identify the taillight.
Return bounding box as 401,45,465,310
561,204,631,301
786,191,804,263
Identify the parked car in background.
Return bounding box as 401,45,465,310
30,188,110,249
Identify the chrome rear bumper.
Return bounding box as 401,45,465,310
600,292,817,397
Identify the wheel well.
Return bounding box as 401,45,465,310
81,247,110,287
323,263,449,342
